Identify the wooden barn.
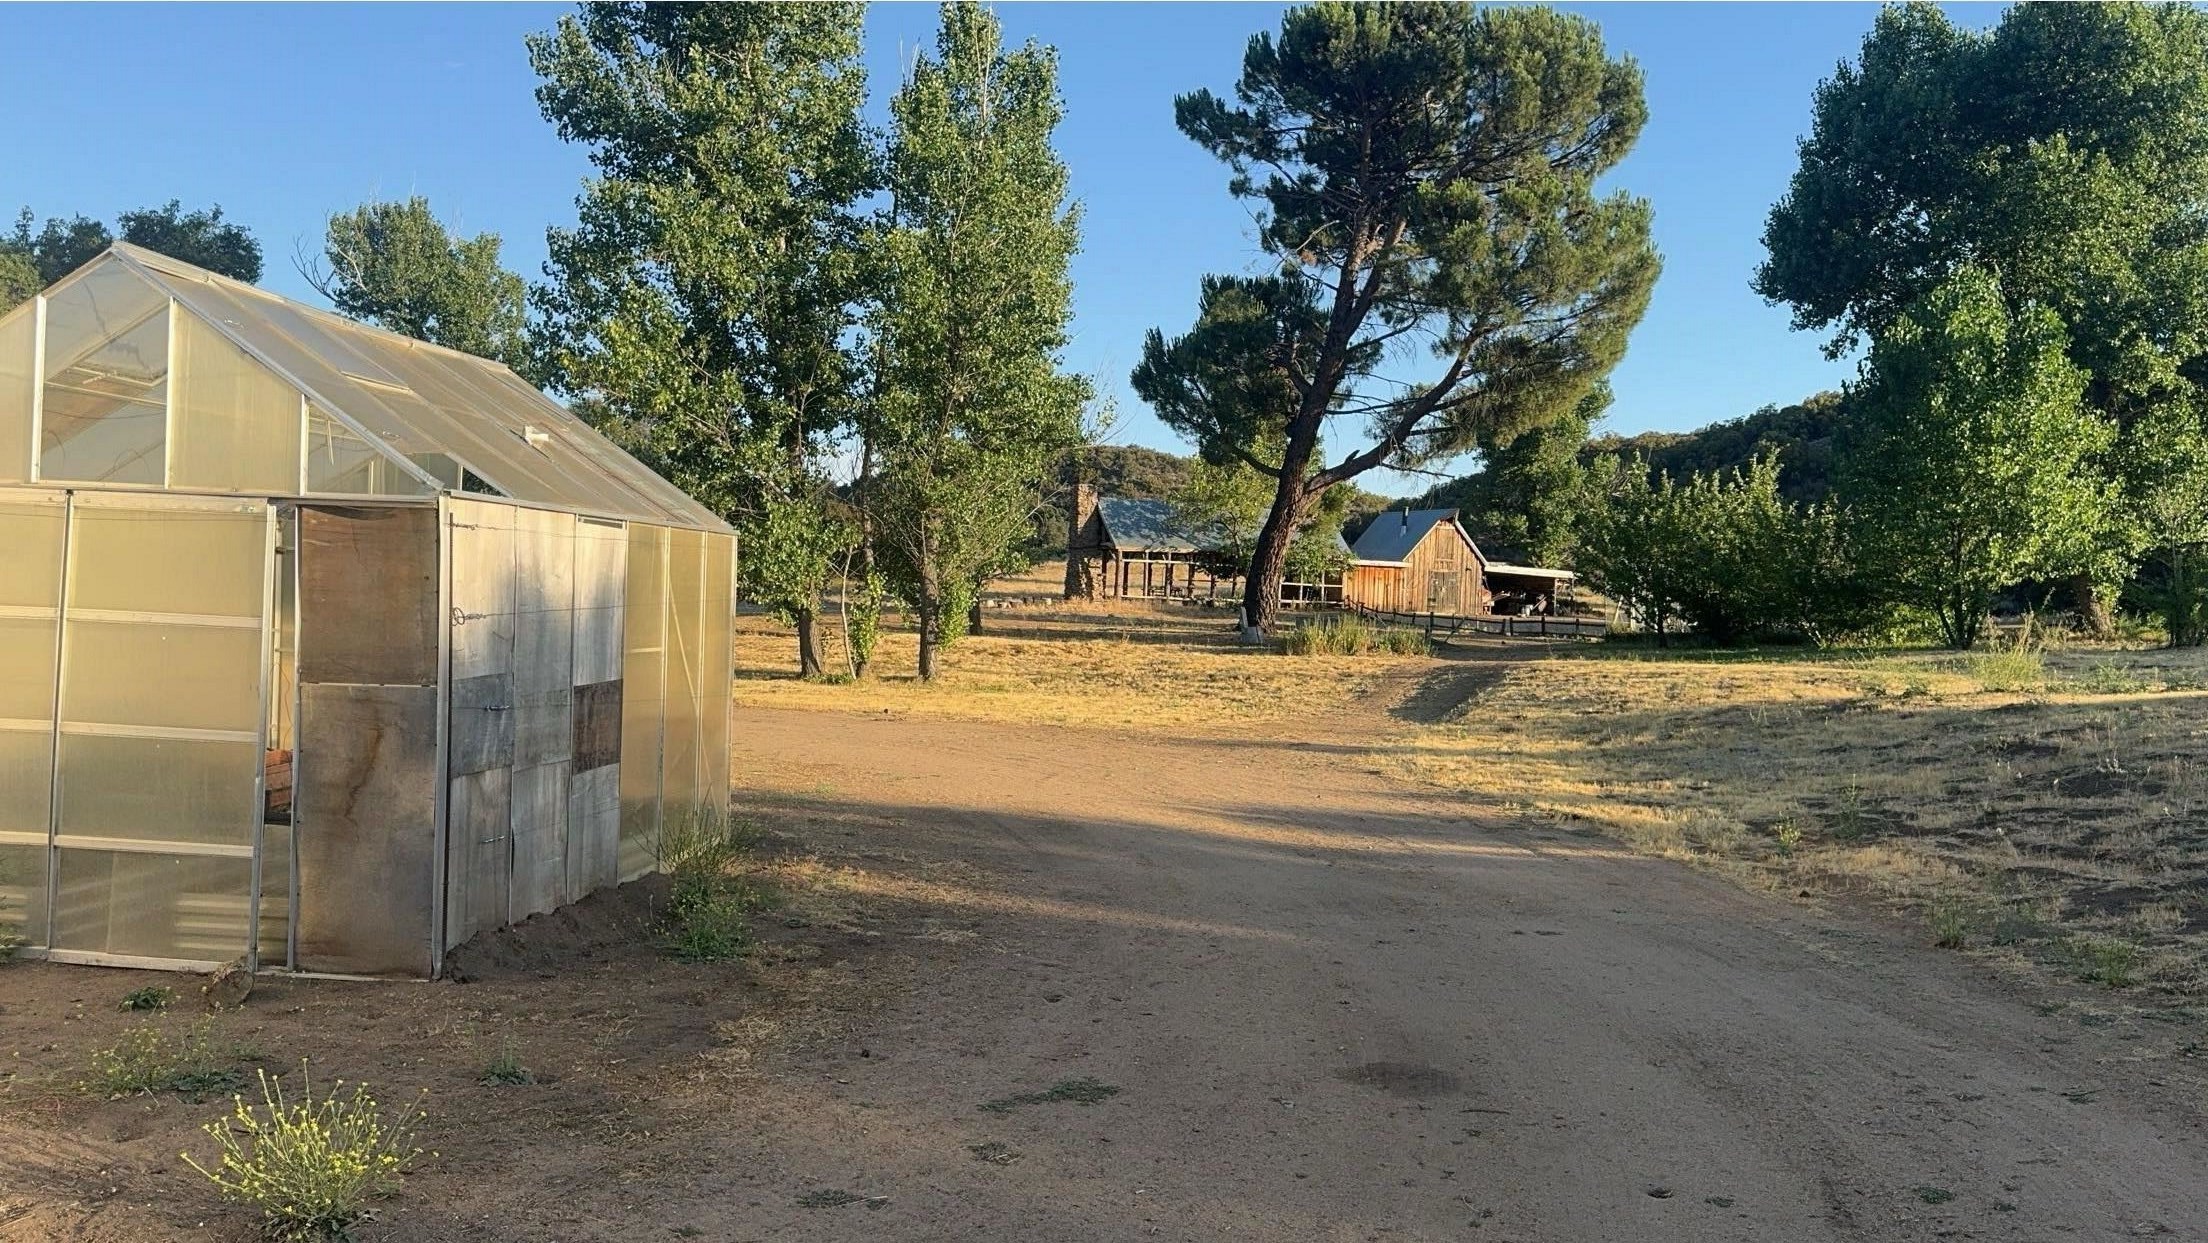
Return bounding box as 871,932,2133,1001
1343,508,1573,617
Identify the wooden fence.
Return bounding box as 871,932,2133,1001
1345,601,1611,641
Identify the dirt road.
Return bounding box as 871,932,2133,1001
720,694,2208,1242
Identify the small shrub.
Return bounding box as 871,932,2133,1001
1927,895,1984,949
478,1039,533,1087
85,1017,247,1100
1374,627,1432,656
1770,820,1803,858
122,985,176,1012
184,1063,423,1242
2070,936,2143,988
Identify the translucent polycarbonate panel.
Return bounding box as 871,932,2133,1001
0,301,36,482
474,365,724,530
0,618,59,722
259,825,290,964
698,533,733,812
0,728,53,838
0,843,45,947
618,523,667,879
40,299,167,485
66,499,266,616
57,733,259,848
63,621,262,733
52,849,253,961
169,310,302,493
304,404,431,496
0,495,65,608
662,527,706,814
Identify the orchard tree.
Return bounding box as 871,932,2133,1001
530,2,874,678
1840,270,2114,650
1758,1,2208,631
1573,454,1689,644
864,3,1088,680
1135,2,1657,636
311,197,531,373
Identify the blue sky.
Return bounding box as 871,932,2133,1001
0,2,1992,492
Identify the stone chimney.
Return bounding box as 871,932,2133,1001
1064,481,1101,599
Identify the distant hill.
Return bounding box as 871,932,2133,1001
1583,391,1848,504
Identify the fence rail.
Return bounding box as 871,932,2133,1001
1345,601,1610,641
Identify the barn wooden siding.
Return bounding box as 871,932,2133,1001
1342,518,1488,615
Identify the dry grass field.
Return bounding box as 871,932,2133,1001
733,563,1427,733
1394,640,2208,994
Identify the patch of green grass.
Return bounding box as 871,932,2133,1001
657,808,777,963
121,985,176,1012
1280,615,1430,657
1914,1185,1955,1205
84,1017,249,1100
2069,936,2143,988
978,1076,1121,1114
1961,645,2045,694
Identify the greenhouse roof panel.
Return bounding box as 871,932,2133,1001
107,243,730,533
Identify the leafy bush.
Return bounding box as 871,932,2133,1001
85,1017,247,1099
658,808,773,963
184,1063,423,1242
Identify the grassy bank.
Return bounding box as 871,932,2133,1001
1394,641,2208,992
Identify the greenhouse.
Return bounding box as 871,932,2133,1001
0,243,734,978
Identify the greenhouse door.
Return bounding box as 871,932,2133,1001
45,494,278,968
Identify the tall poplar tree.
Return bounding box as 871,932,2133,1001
1135,2,1657,636
312,197,532,375
529,3,874,677
864,2,1088,681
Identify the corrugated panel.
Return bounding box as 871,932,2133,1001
299,507,437,686
618,524,667,881
565,762,619,899
508,760,569,920
294,684,437,976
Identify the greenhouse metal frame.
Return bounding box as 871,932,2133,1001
0,244,734,978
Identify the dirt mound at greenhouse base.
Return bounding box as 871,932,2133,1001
443,872,673,983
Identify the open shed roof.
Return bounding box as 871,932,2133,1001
2,244,728,532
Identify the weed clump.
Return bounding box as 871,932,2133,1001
478,1038,534,1087
184,1063,423,1242
121,985,176,1012
85,1017,249,1100
2069,936,2143,987
658,808,775,962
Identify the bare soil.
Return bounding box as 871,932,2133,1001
6,661,2208,1241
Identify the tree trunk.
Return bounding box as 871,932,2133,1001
1240,433,1321,640
916,527,940,682
794,605,826,679
968,595,984,635
2068,572,2114,640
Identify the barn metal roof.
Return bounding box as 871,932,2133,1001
1097,496,1200,551
1350,507,1478,564
87,244,730,532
